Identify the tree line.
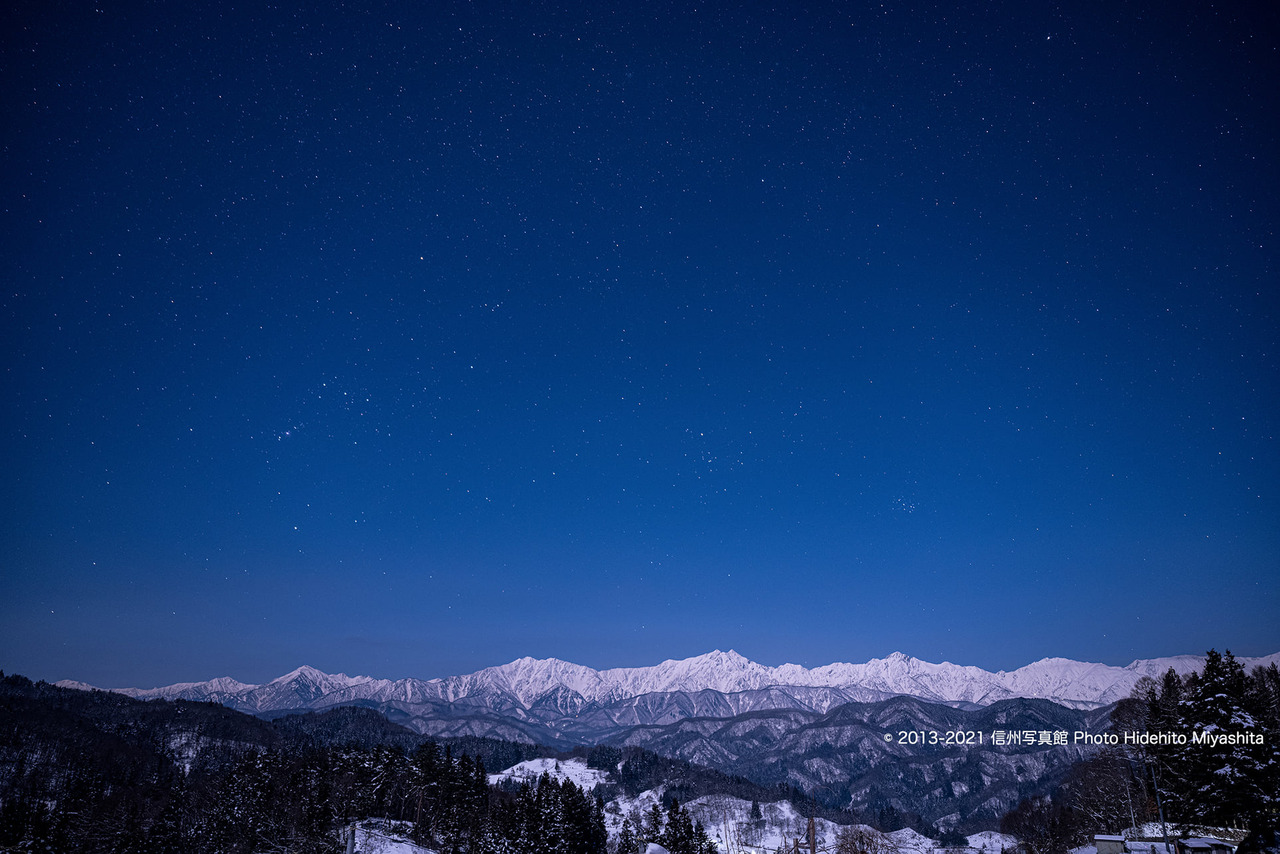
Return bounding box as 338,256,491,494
999,650,1280,854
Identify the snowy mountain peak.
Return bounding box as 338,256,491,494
63,649,1280,725
53,679,104,692
200,676,255,693
691,648,749,665
675,649,760,676
273,664,330,683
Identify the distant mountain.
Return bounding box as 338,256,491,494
61,649,1280,740
603,694,1116,827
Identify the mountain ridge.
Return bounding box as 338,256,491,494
58,648,1280,723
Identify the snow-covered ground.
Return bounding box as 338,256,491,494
483,758,1026,854
343,819,434,854
967,830,1019,853
605,784,666,831
602,788,1011,854
605,786,838,852
888,826,944,854
344,794,1021,854
487,756,612,791
675,792,843,853
1125,823,1208,841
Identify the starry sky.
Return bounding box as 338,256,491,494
3,0,1277,689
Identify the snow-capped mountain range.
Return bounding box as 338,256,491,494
48,650,1278,835
61,648,1279,735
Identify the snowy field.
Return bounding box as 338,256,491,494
601,783,1018,854
487,756,614,790
351,759,1028,854
967,830,1020,853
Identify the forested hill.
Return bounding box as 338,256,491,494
0,672,594,852
0,670,293,766
0,672,825,853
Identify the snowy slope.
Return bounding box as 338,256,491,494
482,758,1033,853
890,827,946,854
968,831,1019,853
605,789,850,853
343,820,434,854
487,757,611,791
79,675,256,704
605,790,1008,854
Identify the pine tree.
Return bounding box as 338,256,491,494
590,792,609,854
538,773,568,854
661,798,697,854
412,741,443,843
1166,650,1277,829
1153,668,1184,732
644,801,665,844
693,818,716,854
619,817,639,854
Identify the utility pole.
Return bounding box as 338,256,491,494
1149,763,1172,854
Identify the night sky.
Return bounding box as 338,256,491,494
4,0,1277,689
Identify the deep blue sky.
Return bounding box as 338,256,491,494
4,0,1277,688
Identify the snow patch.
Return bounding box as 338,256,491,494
967,831,1019,852
344,819,434,854
488,757,611,791
890,826,942,854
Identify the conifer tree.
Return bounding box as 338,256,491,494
1167,650,1276,828
619,817,638,854
590,791,610,854
693,818,717,854
661,798,697,854
644,801,665,844
411,741,443,843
